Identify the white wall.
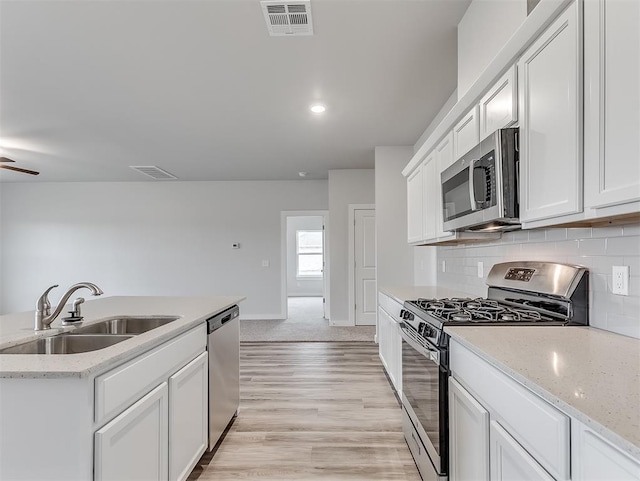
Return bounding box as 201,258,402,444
328,169,375,324
414,246,437,286
374,147,414,290
437,224,640,339
457,0,527,99
0,180,328,318
286,216,324,297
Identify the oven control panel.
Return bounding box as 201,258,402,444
505,267,535,282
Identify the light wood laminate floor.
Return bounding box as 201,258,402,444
188,342,421,481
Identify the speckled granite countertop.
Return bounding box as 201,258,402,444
379,285,476,305
0,296,244,379
446,326,640,461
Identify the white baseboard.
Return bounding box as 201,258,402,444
240,314,285,320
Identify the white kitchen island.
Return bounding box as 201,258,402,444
0,295,244,481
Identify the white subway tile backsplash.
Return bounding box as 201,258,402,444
578,238,607,256
545,228,568,241
567,227,592,239
606,235,640,256
623,223,640,236
528,229,546,241
592,225,625,238
436,222,640,339
607,313,640,339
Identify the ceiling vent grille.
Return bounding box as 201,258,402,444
260,1,313,36
130,166,177,180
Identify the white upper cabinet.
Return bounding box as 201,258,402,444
518,0,582,225
434,133,455,239
453,105,480,160
479,66,518,140
422,152,438,241
584,0,640,211
407,163,424,244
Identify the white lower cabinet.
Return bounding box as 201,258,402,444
450,339,570,481
377,294,402,394
573,422,640,481
449,377,490,481
95,383,169,481
490,420,554,481
169,351,208,481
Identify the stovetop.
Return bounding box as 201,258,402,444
406,297,555,323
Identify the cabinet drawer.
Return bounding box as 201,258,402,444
95,324,206,426
450,340,570,480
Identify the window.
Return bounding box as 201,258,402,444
296,230,323,278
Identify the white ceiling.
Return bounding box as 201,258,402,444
0,0,471,182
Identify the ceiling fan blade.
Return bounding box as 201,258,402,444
0,157,16,163
0,164,40,175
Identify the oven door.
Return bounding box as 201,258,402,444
400,323,448,477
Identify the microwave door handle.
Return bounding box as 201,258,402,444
469,162,477,211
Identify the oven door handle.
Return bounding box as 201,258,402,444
399,323,440,366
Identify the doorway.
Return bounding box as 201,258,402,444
281,211,329,321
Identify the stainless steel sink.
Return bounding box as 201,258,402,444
69,316,179,335
0,334,133,355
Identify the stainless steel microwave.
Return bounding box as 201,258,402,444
441,128,520,232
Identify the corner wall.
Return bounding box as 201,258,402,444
457,0,527,99
0,180,328,317
374,147,417,293
328,169,375,324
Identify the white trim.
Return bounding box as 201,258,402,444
280,210,329,321
347,204,375,326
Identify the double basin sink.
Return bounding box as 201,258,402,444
0,317,179,355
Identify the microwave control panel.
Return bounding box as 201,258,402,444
505,267,535,282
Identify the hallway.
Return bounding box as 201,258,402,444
188,342,420,481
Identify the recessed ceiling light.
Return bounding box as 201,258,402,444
298,171,308,177
310,104,326,114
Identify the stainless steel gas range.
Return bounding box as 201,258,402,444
399,261,589,481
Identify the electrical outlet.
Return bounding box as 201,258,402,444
442,260,446,272
477,261,484,278
612,265,629,295
262,260,270,268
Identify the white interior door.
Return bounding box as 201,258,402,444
355,209,376,325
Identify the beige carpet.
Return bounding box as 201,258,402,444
240,297,376,342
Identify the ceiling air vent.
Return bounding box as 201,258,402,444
130,166,177,180
260,1,313,36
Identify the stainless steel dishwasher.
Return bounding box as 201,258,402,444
206,304,240,451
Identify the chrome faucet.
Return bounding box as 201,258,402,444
35,282,104,331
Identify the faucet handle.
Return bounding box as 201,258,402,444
36,284,59,315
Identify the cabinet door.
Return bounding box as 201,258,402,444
435,133,454,238
391,320,402,394
584,0,640,209
573,422,640,481
490,421,554,481
407,165,424,244
449,377,490,481
378,307,391,373
422,152,437,241
518,0,582,224
95,383,169,481
453,105,480,160
169,352,208,481
479,66,517,140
